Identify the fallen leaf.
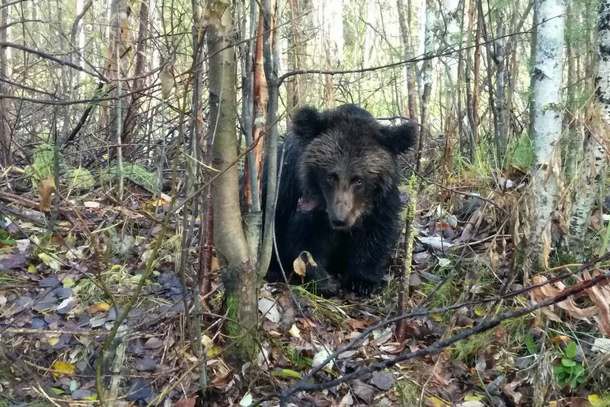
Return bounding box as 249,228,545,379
369,370,395,390
312,348,334,371
50,360,75,379
238,392,253,407
39,176,56,212
288,323,301,338
88,302,111,314
271,368,302,379
38,253,61,272
352,380,376,404
175,398,197,407
592,338,610,354
83,201,101,209
258,297,281,323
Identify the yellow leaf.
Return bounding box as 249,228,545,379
201,335,221,358
88,302,111,314
474,306,486,317
425,396,450,407
207,345,222,358
27,264,37,274
50,360,75,379
271,368,302,380
588,394,610,407
38,253,61,272
62,277,75,288
47,336,60,347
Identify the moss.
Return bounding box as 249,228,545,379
225,293,258,362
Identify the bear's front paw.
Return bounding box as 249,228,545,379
305,273,340,297
350,279,382,296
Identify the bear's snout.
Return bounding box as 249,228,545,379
328,191,359,230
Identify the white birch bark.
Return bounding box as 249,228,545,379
524,0,566,271
569,0,610,255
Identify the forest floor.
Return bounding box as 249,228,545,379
1,173,610,407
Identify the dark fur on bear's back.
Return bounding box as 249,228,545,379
267,104,417,295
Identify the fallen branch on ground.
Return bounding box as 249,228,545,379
279,256,610,403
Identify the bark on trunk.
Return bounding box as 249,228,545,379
207,0,257,362
0,0,12,166
568,0,610,257
397,0,418,120
522,0,566,274
418,0,437,171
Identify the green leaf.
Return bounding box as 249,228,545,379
561,358,576,367
271,368,302,379
553,365,566,377
525,334,538,355
565,342,578,359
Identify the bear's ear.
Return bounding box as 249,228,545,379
377,121,418,154
291,106,328,140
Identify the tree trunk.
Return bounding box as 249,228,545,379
206,0,258,362
397,0,418,120
568,0,610,257
522,0,566,274
286,0,306,114
122,0,150,152
564,1,585,180
418,0,437,171
0,0,12,166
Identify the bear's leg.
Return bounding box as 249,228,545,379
281,213,340,296
344,234,393,295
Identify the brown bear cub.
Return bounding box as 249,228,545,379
266,104,417,296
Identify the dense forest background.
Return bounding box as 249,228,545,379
1,0,610,406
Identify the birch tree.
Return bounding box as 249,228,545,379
568,0,610,256
418,0,437,170
521,0,566,274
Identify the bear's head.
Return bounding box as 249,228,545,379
292,104,417,230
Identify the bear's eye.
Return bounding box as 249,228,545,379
351,177,363,186
326,173,337,184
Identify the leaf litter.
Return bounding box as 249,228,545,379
0,177,609,406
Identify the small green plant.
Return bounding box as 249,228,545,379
65,167,95,191
102,163,159,193
506,133,534,173
553,341,586,389
24,143,63,189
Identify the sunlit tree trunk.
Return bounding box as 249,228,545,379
207,0,258,362
568,0,610,257
521,0,566,274
418,0,437,170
